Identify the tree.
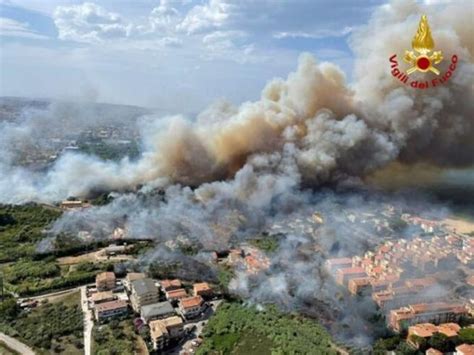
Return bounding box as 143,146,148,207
0,298,20,321
458,328,474,345
428,332,452,353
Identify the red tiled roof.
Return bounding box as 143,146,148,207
180,296,203,309
96,300,127,312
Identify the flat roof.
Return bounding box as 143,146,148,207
141,301,175,318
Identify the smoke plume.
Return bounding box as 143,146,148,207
1,0,474,347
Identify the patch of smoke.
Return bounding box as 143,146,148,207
0,1,472,203
44,182,455,345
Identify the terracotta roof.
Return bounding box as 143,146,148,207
180,296,203,310
408,323,437,337
426,348,443,355
410,302,466,314
349,277,371,286
95,300,127,312
456,344,474,355
337,267,366,275
91,291,115,303
167,288,188,299
437,323,461,337
160,279,182,290
194,282,212,292
96,272,115,282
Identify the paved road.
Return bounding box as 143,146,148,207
0,332,35,355
81,286,93,355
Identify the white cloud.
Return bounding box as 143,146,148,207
0,17,48,40
53,2,132,43
273,27,353,40
177,0,233,34
148,0,180,33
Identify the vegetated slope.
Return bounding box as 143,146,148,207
197,302,337,355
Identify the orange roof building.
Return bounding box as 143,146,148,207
96,272,116,291
160,279,182,292
179,296,204,319
457,344,474,355
166,288,188,302
336,267,367,286
389,303,468,332
193,282,213,297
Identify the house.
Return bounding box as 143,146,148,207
179,296,204,319
407,323,460,348
90,291,116,305
426,348,443,355
193,282,213,298
160,279,182,292
125,273,147,291
149,315,184,351
456,344,474,355
96,272,116,291
140,301,175,323
130,278,160,312
95,300,128,322
324,258,353,274
348,277,372,296
336,267,367,286
166,288,188,303
149,319,168,351
389,302,468,332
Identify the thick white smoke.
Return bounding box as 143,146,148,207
1,0,472,204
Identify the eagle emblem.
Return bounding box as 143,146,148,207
404,15,443,75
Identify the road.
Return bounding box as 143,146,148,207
171,300,222,355
81,286,93,355
19,286,82,304
0,332,35,355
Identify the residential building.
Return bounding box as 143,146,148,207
336,267,367,286
160,279,182,292
426,348,443,355
130,278,160,312
96,272,116,291
150,319,168,351
456,344,474,355
408,323,461,348
149,316,185,351
389,302,468,332
325,258,353,274
348,277,372,296
125,272,146,291
166,288,188,303
95,300,128,322
179,296,204,319
90,291,116,305
193,282,213,298
159,316,184,339
140,301,175,323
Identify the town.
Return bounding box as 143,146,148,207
326,213,474,354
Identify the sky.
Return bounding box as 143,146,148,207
0,0,398,112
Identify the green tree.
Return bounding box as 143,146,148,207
458,328,474,345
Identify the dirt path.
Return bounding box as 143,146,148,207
0,333,35,355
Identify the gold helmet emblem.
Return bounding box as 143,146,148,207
404,15,443,75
